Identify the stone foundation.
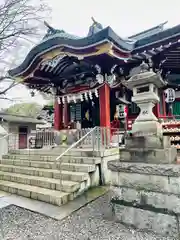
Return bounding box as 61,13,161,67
108,161,180,238
122,134,177,164
120,147,177,164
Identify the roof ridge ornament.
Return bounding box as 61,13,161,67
43,21,65,39
87,17,103,37
140,61,150,73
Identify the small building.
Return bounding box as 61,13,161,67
0,112,45,149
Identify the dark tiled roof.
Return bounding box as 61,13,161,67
8,23,180,77
129,22,167,39
134,24,180,50
8,27,134,77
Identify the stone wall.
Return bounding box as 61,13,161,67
108,161,180,238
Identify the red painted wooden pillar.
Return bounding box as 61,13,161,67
153,104,159,118
54,100,63,130
162,91,166,118
99,84,110,127
63,100,69,128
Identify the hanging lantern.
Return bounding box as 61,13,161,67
89,91,93,100
73,95,76,103
67,95,70,103
164,88,176,103
57,96,61,104
95,89,98,98
84,92,88,101
80,94,83,102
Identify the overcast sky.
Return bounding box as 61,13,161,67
49,0,180,37
1,0,180,109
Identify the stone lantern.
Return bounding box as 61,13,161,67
126,64,165,137
122,63,177,162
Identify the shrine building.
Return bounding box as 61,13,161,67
8,20,180,132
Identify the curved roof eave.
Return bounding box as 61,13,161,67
8,27,134,77
133,24,180,53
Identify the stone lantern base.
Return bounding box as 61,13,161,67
122,133,177,164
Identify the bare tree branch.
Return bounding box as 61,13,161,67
0,75,23,96
0,97,14,101
0,0,50,98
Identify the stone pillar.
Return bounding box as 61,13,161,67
54,99,63,131
99,84,110,128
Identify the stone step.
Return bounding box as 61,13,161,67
2,154,101,164
0,180,71,206
9,148,119,157
57,156,101,164
9,148,99,157
3,154,58,161
0,171,80,193
0,164,89,182
59,163,96,172
0,159,96,172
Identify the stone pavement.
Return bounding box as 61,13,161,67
0,194,173,240
0,187,108,220
0,191,11,209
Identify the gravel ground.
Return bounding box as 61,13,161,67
0,194,175,240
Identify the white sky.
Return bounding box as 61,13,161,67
1,0,180,109
48,0,180,37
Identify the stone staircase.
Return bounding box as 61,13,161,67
0,148,103,206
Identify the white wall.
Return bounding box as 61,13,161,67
9,122,37,150
0,122,37,151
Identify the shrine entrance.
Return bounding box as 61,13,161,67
69,97,100,129
81,97,100,128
